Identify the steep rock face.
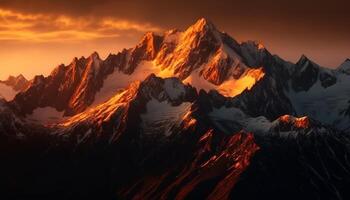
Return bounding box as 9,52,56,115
231,74,295,120
291,55,320,92
9,18,271,117
154,18,263,85
239,40,269,67
337,58,350,74
9,33,163,117
282,57,350,130
55,74,197,144
11,54,107,116
155,18,226,81
5,17,349,131
319,70,337,88
123,32,163,73
118,130,259,200
1,18,350,200
230,128,350,200
67,52,111,115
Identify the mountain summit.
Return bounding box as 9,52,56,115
8,18,267,116
1,18,349,131
0,18,350,200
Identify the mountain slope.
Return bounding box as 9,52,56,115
5,18,350,131
10,18,268,117
0,74,30,101
284,57,350,130
55,74,196,144
1,17,350,199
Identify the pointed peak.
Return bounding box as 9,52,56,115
297,54,311,65
50,64,66,76
338,58,350,72
14,74,28,82
187,17,217,33
71,56,87,64
3,74,27,82
195,17,213,27
89,51,100,59
16,74,26,79
142,31,156,39
79,56,86,61
139,31,161,45
300,54,309,60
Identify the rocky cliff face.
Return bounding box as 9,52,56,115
9,18,269,117
1,18,350,200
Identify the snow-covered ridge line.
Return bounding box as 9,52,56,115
54,74,197,140
2,17,349,133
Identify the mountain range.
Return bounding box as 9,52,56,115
0,18,349,200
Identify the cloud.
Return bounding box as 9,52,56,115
0,8,162,42
101,19,162,33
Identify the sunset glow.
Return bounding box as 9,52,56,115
0,8,161,42
0,2,349,199
0,1,348,81
0,8,162,80
218,68,265,97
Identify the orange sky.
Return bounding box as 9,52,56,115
0,0,349,80
0,7,162,80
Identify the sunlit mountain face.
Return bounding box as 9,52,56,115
0,1,350,199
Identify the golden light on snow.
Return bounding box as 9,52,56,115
279,115,310,129
217,67,265,97
257,43,265,50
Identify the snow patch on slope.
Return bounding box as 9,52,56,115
141,99,191,136
93,61,190,107
218,68,264,97
209,106,272,134
26,107,65,125
64,88,133,127
163,78,187,100
184,67,264,97
286,73,350,130
93,61,160,106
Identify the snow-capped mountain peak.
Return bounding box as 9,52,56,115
3,18,270,117
184,17,218,35
338,58,350,74
296,54,314,67
56,74,196,142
